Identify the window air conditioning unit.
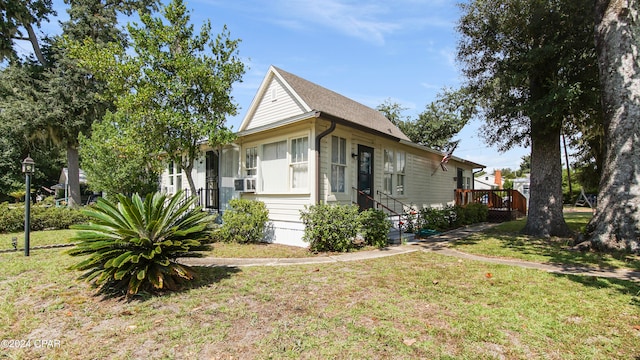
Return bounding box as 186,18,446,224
234,178,256,192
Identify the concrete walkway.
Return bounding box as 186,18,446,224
182,224,640,283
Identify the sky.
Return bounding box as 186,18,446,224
28,0,530,172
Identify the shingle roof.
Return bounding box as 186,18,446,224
273,66,410,141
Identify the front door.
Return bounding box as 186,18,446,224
357,145,374,209
205,151,219,209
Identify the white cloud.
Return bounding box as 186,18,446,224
273,0,400,45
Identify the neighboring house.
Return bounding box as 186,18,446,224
160,66,484,247
474,169,503,190
53,168,89,206
512,174,531,205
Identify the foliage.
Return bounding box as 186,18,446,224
0,61,67,201
67,191,213,297
414,204,488,232
217,198,269,244
377,88,473,151
417,207,452,232
70,0,245,197
457,0,599,237
79,112,161,197
0,0,55,64
300,203,360,252
454,203,488,226
357,209,391,248
0,202,88,233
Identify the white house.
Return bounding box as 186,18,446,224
160,66,484,247
474,169,503,190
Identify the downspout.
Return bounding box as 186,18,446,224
314,114,336,204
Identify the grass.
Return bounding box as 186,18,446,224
1,247,639,359
451,210,640,271
0,229,78,251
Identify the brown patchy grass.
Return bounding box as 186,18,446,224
1,248,640,359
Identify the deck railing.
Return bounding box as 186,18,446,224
455,189,527,217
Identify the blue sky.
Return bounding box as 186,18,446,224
33,0,530,172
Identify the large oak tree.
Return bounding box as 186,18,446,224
457,0,600,237
587,0,640,251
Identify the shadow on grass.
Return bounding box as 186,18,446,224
453,214,640,272
554,273,640,308
97,265,242,302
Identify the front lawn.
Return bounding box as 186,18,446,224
451,210,640,271
1,246,639,359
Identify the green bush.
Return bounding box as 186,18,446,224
217,198,269,243
0,203,89,233
67,191,213,297
357,209,391,248
300,203,360,252
419,207,452,231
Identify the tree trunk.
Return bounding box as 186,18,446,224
182,159,199,205
67,145,82,208
587,0,640,251
522,122,571,237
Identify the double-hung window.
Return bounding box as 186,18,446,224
383,149,394,194
246,147,257,176
290,137,309,189
396,151,405,195
383,149,406,195
331,136,347,192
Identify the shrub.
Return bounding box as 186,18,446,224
0,203,88,233
67,191,214,297
419,207,452,231
300,203,360,252
217,198,269,243
357,209,391,248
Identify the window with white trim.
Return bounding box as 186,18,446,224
290,137,309,189
383,149,406,195
383,149,394,194
246,147,257,176
396,151,405,195
331,136,347,192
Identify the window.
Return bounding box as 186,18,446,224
396,151,405,195
383,149,394,194
246,147,257,176
290,137,308,189
331,136,347,192
262,140,288,192
263,140,286,161
383,149,406,195
167,160,182,194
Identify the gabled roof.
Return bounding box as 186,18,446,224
240,66,410,141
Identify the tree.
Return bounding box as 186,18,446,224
0,58,66,201
377,88,473,151
78,112,161,197
73,0,245,198
457,0,600,237
586,0,640,252
0,0,54,65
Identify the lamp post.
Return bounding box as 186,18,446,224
22,156,35,256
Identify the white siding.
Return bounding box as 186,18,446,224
242,194,313,223
245,76,306,130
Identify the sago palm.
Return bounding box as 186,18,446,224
67,191,213,297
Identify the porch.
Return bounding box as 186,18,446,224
455,189,527,222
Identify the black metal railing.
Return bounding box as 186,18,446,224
177,187,219,210
352,187,403,244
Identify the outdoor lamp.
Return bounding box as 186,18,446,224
22,155,35,256
22,156,35,174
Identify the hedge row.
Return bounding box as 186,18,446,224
0,203,88,233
